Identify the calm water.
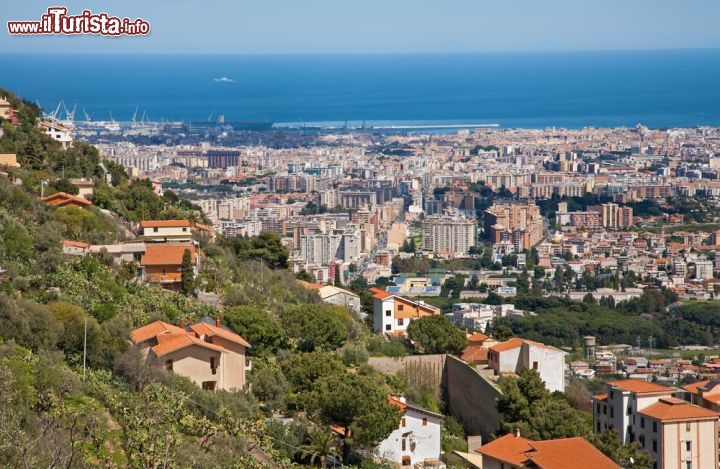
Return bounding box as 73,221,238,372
2,49,719,128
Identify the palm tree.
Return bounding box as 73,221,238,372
301,427,339,467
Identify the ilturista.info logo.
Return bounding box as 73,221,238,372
7,7,150,36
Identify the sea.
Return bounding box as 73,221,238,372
2,49,719,129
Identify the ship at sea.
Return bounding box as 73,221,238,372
184,114,273,132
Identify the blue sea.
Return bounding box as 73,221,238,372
2,49,720,129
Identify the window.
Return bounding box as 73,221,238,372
182,227,187,232
401,456,411,466
201,381,216,391
652,439,657,452
610,407,614,418
210,357,217,374
398,304,404,311
401,418,406,428
653,421,657,433
385,310,392,317
686,462,691,469
165,359,173,371
401,438,406,451
640,417,645,429
153,227,159,232
385,324,391,331
596,422,601,433
596,403,601,414
532,361,538,370
398,318,404,326
686,422,692,432
422,418,427,426
603,405,607,415
686,441,692,452
627,407,632,416
639,436,645,448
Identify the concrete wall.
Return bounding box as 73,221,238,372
368,355,446,394
164,346,224,390
524,344,566,393
444,355,503,440
376,408,442,466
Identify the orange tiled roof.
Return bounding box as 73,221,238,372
141,244,195,266
388,395,408,412
607,378,673,394
682,379,711,395
189,322,251,348
140,219,192,228
490,337,525,352
41,191,91,207
130,320,186,344
461,345,488,363
475,433,534,466
369,287,393,300
592,393,608,402
468,332,489,343
62,239,89,248
297,279,323,291
151,333,226,357
525,437,619,469
640,397,720,422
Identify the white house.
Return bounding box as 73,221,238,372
38,121,73,149
370,287,441,335
376,396,445,468
140,219,194,241
487,338,567,393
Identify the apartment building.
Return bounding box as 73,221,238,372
421,216,477,258
592,379,720,469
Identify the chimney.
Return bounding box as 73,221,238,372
399,396,406,403
179,318,186,328
515,428,521,438
215,315,221,328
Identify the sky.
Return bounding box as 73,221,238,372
2,0,720,54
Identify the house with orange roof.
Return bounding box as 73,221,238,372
140,219,194,242
62,239,89,257
41,191,92,208
487,337,567,392
370,287,441,335
470,433,618,469
375,396,444,468
130,316,251,391
591,377,720,465
682,378,720,411
140,243,199,290
637,397,719,469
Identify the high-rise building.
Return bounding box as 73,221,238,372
421,216,477,258
484,202,544,250
601,203,633,229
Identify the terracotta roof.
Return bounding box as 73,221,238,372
592,393,608,402
41,191,91,207
193,222,213,232
130,320,186,344
468,332,489,343
525,437,619,469
490,337,525,352
640,397,720,422
388,395,408,411
151,333,226,357
189,321,251,348
297,279,323,291
62,239,89,248
141,244,195,266
461,345,488,363
607,378,673,395
475,433,534,466
369,287,393,300
140,219,192,228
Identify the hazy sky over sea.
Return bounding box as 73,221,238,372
3,0,720,54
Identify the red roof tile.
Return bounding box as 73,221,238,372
607,379,673,394
525,437,619,469
141,244,195,266
475,433,534,466
140,219,192,228
640,397,720,422
189,322,251,348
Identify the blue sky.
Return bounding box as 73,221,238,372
2,0,720,54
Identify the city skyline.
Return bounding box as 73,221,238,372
3,0,720,54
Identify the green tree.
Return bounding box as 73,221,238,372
296,270,316,283
180,248,196,296
405,315,467,355
248,361,290,412
279,304,349,352
306,373,401,463
280,351,346,394
589,429,654,469
223,305,284,356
